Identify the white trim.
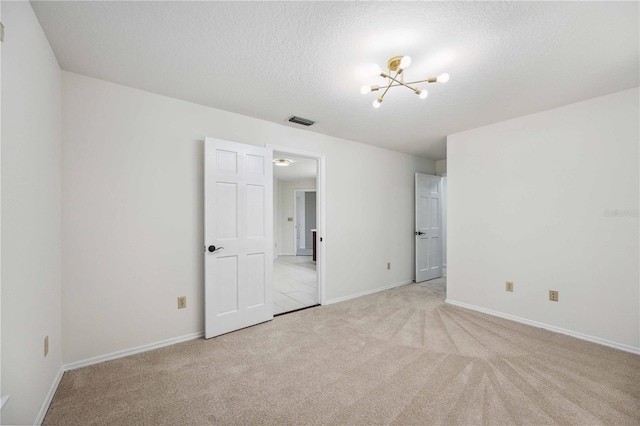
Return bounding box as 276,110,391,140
32,332,204,424
63,331,204,371
324,280,413,305
278,252,295,256
445,299,640,355
34,367,63,425
267,144,327,305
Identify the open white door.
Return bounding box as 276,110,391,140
415,173,443,282
204,137,273,338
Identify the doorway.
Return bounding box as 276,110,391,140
294,189,316,256
269,145,325,315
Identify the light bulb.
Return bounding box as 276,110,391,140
437,73,450,83
360,85,371,95
399,56,412,69
418,89,428,99
371,64,383,76
373,99,382,108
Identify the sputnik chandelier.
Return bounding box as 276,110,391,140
361,56,449,108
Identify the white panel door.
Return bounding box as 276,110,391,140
204,137,273,338
415,173,443,282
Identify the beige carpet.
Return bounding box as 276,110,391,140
44,279,640,425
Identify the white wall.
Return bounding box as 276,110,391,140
278,179,316,255
447,88,639,350
62,71,435,363
1,2,63,424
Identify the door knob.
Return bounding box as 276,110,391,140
208,245,224,253
415,231,425,236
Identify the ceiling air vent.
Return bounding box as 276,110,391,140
287,115,315,126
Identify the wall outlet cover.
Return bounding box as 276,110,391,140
178,296,187,309
506,281,514,292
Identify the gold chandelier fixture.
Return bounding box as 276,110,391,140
361,56,449,108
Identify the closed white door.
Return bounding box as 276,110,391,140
204,137,273,338
415,173,443,282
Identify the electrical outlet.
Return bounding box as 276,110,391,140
387,262,391,270
178,296,187,309
549,290,559,302
44,336,49,357
506,281,514,292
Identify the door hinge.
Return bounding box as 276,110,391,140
1,22,5,43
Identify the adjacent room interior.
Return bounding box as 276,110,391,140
272,152,319,315
1,1,638,425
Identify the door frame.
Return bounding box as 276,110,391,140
415,173,443,282
267,144,327,305
437,172,447,276
293,189,317,256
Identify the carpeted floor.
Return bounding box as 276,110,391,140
44,279,640,425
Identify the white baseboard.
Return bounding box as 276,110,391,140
34,367,64,425
33,332,204,425
324,280,413,305
445,299,640,355
63,331,204,371
278,252,295,256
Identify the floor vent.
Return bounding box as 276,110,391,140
287,116,315,126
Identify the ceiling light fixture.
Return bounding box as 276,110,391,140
273,159,291,167
361,56,449,108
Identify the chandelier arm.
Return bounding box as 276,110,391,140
383,72,423,93
377,69,402,101
376,77,438,91
404,77,438,85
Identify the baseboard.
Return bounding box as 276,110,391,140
324,280,413,305
279,252,295,256
63,331,204,371
34,366,64,425
445,299,640,355
32,332,204,424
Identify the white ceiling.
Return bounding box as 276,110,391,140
31,1,639,160
273,153,317,182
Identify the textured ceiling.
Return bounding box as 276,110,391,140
31,1,639,160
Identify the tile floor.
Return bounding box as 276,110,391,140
273,255,318,315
